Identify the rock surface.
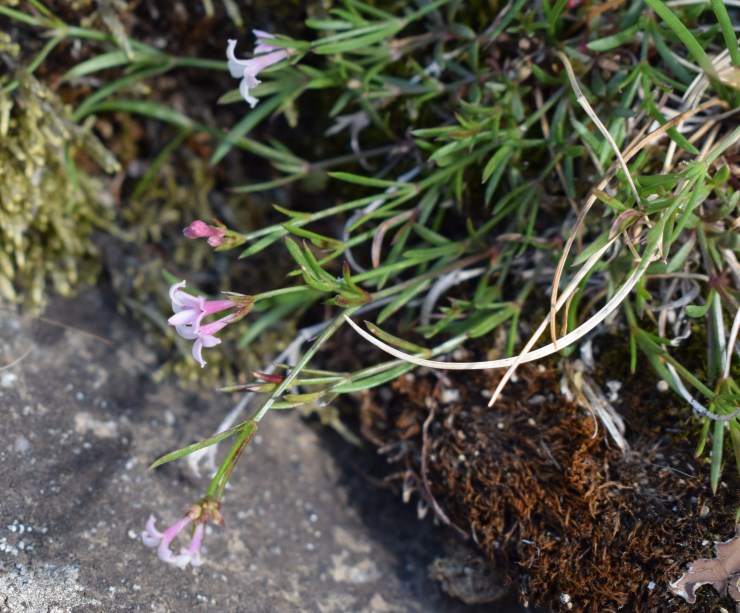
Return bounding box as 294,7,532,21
0,290,522,612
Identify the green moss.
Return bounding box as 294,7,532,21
0,71,119,308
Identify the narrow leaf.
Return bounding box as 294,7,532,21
150,421,256,469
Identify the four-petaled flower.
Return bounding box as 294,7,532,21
169,280,235,367
169,280,254,368
142,498,223,569
227,31,292,108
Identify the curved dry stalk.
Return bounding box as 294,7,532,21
723,307,740,380
344,237,617,371
487,246,657,407
343,240,650,382
549,97,725,348
556,51,641,206
372,209,415,269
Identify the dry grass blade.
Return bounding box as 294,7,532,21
555,51,641,206
344,238,617,370
549,97,727,347
372,209,414,269
723,307,740,379
487,245,657,406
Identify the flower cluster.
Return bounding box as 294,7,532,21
169,280,253,367
142,498,223,569
227,30,292,108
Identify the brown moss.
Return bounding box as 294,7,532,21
361,358,739,612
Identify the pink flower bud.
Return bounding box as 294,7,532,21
183,220,227,247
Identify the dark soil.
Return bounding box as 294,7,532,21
359,353,740,612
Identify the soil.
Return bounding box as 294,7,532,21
358,350,740,612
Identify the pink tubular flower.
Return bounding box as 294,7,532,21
168,281,254,367
183,523,205,567
169,280,234,334
183,220,227,247
188,317,232,368
227,31,292,108
142,499,222,569
168,280,236,368
141,514,196,568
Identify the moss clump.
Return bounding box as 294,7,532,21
361,362,740,612
0,71,119,308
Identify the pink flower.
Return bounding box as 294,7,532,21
169,281,236,368
227,31,291,108
142,499,223,568
188,317,232,368
142,514,197,568
183,523,205,567
183,220,227,247
168,281,254,367
168,280,233,333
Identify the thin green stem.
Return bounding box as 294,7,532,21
309,142,415,171
241,194,402,243
206,421,257,499
253,285,314,303
0,6,43,25
251,307,359,423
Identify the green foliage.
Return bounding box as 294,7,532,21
215,0,739,487
4,0,739,491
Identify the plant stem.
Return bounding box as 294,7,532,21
250,307,358,423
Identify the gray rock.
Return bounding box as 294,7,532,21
0,290,522,612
